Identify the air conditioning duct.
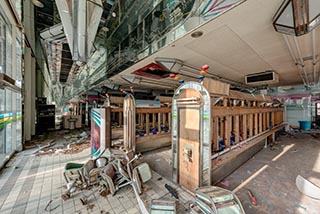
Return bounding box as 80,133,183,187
245,71,279,85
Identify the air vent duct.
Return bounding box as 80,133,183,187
245,71,279,85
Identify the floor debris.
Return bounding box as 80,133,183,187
44,199,60,212
220,180,230,187
165,184,179,199
247,189,257,206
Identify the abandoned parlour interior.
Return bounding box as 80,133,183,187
1,0,320,213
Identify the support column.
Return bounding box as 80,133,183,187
158,113,161,133
146,113,150,135
249,114,253,138
259,113,262,133
24,47,32,141
119,112,123,127
225,116,231,148
242,114,247,140
254,113,258,135
234,115,239,144
213,117,219,151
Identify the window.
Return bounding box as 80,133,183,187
0,15,5,74
0,89,4,111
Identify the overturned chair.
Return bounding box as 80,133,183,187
98,152,152,196
62,156,109,200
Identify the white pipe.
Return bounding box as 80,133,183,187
293,36,310,85
312,30,318,84
283,34,307,86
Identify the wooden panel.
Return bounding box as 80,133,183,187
211,107,284,117
178,108,200,192
213,117,219,150
225,116,232,148
266,112,270,129
242,114,247,140
158,96,172,103
111,107,172,114
254,114,258,135
203,78,230,96
152,113,156,127
158,113,161,133
234,115,240,144
119,112,123,126
249,114,253,138
136,133,171,152
110,96,124,104
259,113,262,133
146,114,150,135
105,107,112,148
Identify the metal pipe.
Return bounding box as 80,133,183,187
283,35,307,86
312,30,318,84
293,36,310,85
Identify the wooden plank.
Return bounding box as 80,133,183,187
110,96,124,104
105,107,112,148
111,107,123,112
146,113,150,135
266,112,270,130
163,113,167,125
119,112,123,127
254,113,258,135
178,108,200,192
203,78,230,96
211,107,284,117
137,107,171,114
111,107,172,114
242,114,247,140
249,114,253,138
234,115,239,144
225,116,232,148
158,113,161,133
259,113,262,133
136,133,171,152
137,113,141,126
158,96,172,103
141,114,145,126
152,113,156,128
213,117,219,150
264,113,267,130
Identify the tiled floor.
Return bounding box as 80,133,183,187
0,145,193,214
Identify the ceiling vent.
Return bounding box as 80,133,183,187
245,71,279,85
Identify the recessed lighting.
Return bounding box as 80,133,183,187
191,31,203,38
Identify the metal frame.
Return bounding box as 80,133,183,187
123,93,136,152
273,0,320,36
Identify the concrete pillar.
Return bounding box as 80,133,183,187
24,48,32,141
31,57,36,136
